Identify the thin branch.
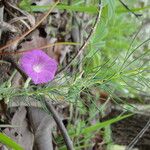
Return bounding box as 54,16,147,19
57,0,102,74
0,42,79,55
44,99,74,150
125,118,150,150
119,0,142,18
0,1,59,51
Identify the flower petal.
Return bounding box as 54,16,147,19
19,49,58,84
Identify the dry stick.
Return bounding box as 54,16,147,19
0,1,59,80
0,1,59,51
0,42,79,55
44,4,102,148
125,118,150,150
57,0,102,74
44,99,74,150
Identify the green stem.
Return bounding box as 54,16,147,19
7,70,17,88
24,77,31,88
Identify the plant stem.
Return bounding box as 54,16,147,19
44,99,74,150
24,77,31,88
125,118,150,150
119,0,142,18
57,0,102,74
7,70,17,87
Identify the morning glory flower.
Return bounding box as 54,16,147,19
19,49,58,84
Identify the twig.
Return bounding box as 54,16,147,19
57,0,102,74
0,1,59,51
0,42,79,55
119,0,142,18
6,1,35,27
125,118,150,150
44,99,74,150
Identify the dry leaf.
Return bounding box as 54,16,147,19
4,107,34,150
16,29,67,63
28,107,56,150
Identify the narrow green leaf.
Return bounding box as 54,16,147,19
117,5,150,13
19,1,150,14
0,133,24,150
81,114,132,134
19,3,98,13
107,0,116,19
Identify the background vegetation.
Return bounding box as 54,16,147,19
0,0,150,149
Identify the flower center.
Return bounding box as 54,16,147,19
33,64,43,73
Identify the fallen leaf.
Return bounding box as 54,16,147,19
4,107,34,150
28,107,56,150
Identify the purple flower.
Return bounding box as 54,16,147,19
19,49,58,84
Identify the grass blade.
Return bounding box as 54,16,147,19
81,114,132,134
0,133,24,150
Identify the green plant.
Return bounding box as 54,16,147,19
1,0,150,149
0,133,24,150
